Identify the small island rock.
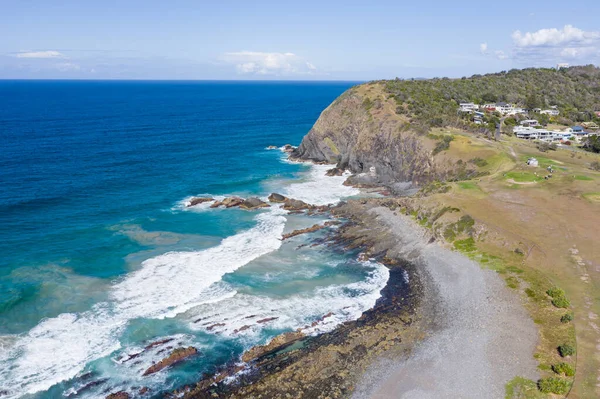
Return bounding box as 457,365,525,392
187,197,214,207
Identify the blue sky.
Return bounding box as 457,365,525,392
1,0,599,80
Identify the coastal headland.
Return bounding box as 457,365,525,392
115,67,599,398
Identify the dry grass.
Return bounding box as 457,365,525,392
409,135,600,398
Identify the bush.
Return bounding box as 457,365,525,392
552,362,575,376
547,287,570,308
537,142,550,152
432,135,454,155
469,157,488,167
552,296,571,308
590,160,600,171
561,312,574,323
546,287,565,298
558,344,575,357
538,377,570,394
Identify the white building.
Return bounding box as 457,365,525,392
459,102,478,112
496,102,515,114
541,109,560,116
520,119,540,127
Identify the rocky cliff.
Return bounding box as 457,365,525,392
292,82,478,188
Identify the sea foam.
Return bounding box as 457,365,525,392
0,206,286,397
0,163,378,398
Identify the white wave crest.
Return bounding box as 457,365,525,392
0,207,287,397
283,164,359,205
186,260,389,340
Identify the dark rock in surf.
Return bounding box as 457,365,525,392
106,392,130,399
142,347,198,376
239,197,270,209
187,197,214,207
268,193,287,203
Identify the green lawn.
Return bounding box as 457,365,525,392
505,171,543,183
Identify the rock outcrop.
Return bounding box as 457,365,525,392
210,197,244,208
143,347,198,376
268,193,287,203
290,84,438,186
239,197,270,209
187,197,213,207
281,221,340,240
241,331,304,363
106,392,129,399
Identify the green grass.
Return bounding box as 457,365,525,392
552,362,575,377
454,237,476,252
538,377,571,394
505,171,543,183
582,192,600,203
505,376,545,399
457,181,479,190
574,175,593,181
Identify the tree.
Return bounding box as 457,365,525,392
583,135,600,153
526,92,541,110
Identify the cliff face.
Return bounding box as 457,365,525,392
293,83,445,186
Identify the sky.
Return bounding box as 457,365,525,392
1,0,599,80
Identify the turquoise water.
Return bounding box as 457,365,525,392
0,81,390,398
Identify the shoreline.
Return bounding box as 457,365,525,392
178,195,539,398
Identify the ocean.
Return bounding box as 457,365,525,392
0,81,389,398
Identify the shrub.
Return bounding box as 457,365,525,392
432,135,454,155
469,157,488,167
561,312,574,323
552,296,571,308
538,377,570,394
558,344,575,357
537,142,550,152
552,362,575,376
547,287,570,308
591,160,600,171
546,287,565,298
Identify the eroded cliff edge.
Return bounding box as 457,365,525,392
291,82,472,187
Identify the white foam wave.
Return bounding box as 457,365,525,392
186,260,389,340
174,195,226,212
283,164,359,205
0,207,287,398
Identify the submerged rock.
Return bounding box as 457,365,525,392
239,197,270,209
106,392,129,399
187,197,214,207
268,193,287,203
144,338,174,350
281,221,339,240
142,347,198,376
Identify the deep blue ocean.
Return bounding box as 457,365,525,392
0,81,390,398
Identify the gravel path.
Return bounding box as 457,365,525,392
352,207,539,399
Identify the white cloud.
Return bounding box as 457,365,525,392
512,25,600,47
479,43,488,54
220,51,317,75
55,62,80,72
510,25,600,64
14,50,65,59
495,50,508,60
